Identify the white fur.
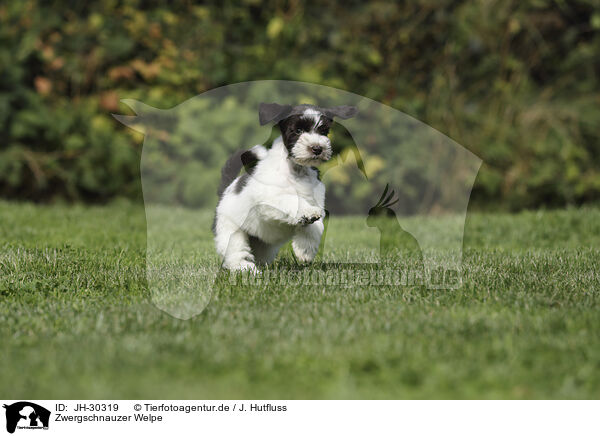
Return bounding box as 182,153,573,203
302,108,321,120
291,132,332,166
214,137,325,271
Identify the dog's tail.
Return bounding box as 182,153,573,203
217,150,246,197
217,146,265,197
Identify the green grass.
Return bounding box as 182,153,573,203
1,200,599,399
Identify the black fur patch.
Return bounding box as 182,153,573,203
240,150,259,173
278,114,332,152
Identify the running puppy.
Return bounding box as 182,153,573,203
213,103,358,271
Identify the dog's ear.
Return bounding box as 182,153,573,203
324,105,358,120
258,103,293,125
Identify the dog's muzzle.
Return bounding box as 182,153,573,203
291,132,332,165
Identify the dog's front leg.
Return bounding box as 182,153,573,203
256,197,323,226
292,218,324,262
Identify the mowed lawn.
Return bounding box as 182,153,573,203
1,200,599,399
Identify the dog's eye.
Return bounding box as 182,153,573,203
295,128,303,135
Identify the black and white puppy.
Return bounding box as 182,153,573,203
214,103,358,271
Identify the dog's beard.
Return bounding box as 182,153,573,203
290,133,332,166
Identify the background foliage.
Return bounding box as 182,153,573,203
1,0,599,211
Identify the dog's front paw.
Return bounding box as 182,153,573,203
298,208,324,226
238,260,259,273
224,259,259,274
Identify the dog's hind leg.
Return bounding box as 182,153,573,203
224,230,257,271
215,220,256,271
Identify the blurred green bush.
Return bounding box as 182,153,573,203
1,0,599,210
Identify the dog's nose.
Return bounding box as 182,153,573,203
311,145,323,155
